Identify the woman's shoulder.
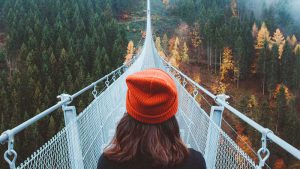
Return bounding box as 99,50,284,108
97,154,117,169
183,148,206,169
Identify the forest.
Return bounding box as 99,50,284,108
0,0,128,166
0,0,300,168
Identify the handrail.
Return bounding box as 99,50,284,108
0,63,128,144
161,58,300,160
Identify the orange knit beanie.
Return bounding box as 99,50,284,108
126,68,178,124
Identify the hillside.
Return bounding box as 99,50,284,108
120,0,300,168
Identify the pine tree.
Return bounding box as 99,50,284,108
275,85,289,133
281,44,294,88
294,44,300,89
93,47,103,77
258,41,269,95
267,44,280,96
234,36,244,87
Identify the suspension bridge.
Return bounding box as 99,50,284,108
1,0,300,168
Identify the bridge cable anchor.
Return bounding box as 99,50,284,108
257,128,272,169
193,86,199,98
92,83,98,99
182,78,187,88
3,130,17,169
105,76,110,87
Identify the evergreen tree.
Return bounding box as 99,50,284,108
294,44,300,89
281,44,294,88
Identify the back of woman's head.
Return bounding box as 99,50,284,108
104,114,189,167
104,69,189,167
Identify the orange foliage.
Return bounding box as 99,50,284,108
211,80,228,94
273,159,287,169
273,84,292,101
235,122,246,135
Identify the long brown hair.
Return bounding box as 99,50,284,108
104,113,189,167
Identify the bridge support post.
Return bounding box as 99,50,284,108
59,94,84,169
205,106,224,169
205,94,228,169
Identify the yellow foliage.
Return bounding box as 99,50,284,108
287,35,297,47
220,47,234,81
294,43,300,54
155,37,162,52
172,37,180,61
271,29,285,58
162,0,169,8
256,22,271,49
231,0,238,17
212,80,227,94
182,42,189,63
190,23,201,49
125,41,134,64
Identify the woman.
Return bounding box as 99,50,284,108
97,68,206,169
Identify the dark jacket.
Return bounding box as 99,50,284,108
97,148,206,169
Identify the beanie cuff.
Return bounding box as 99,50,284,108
126,94,178,124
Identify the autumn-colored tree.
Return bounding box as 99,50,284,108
273,159,286,169
287,35,297,47
190,22,201,55
162,33,169,52
171,37,180,61
252,23,258,39
231,0,238,17
125,40,134,63
271,28,285,58
256,22,271,49
211,80,227,94
162,0,169,8
155,37,162,52
220,47,234,81
181,42,189,63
